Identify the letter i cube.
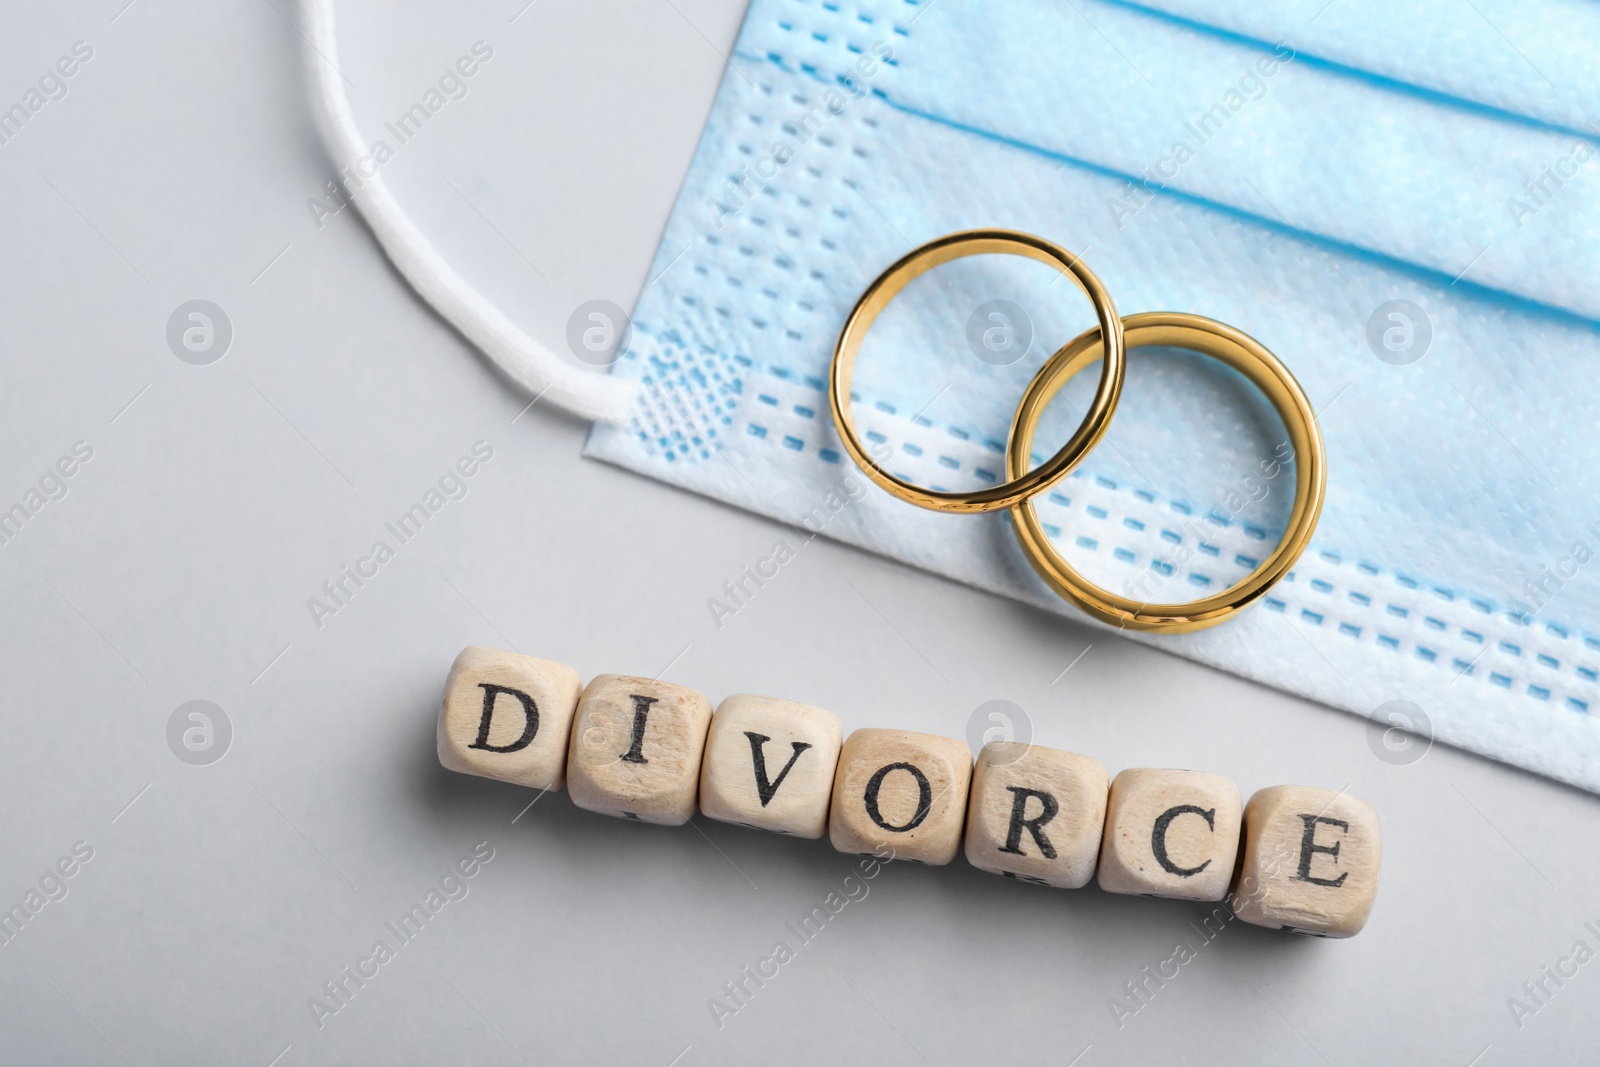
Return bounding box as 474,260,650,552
566,675,713,825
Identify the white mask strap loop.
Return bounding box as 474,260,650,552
299,0,639,425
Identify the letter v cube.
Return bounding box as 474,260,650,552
699,694,842,838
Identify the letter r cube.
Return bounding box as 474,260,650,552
964,742,1108,888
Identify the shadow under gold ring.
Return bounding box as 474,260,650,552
829,229,1125,513
1007,311,1326,633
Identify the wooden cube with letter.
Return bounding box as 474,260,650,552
565,675,713,825
1232,786,1382,937
699,694,842,838
436,646,582,791
964,742,1108,888
1097,768,1242,901
829,729,972,865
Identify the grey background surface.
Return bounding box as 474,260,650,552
0,1,1595,1064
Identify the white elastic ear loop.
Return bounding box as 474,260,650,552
298,0,639,425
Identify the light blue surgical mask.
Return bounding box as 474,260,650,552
587,0,1600,791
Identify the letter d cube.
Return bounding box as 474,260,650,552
437,646,581,791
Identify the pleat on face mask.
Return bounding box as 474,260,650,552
586,0,1600,791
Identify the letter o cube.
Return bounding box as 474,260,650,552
566,675,712,825
1097,768,1242,901
829,729,972,865
436,646,581,791
1232,786,1382,938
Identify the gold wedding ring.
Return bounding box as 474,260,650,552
1006,312,1325,633
829,231,1327,633
828,229,1125,513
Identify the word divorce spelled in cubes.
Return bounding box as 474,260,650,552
437,647,1382,937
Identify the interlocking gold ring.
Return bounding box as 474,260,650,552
1007,312,1326,633
829,229,1125,513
